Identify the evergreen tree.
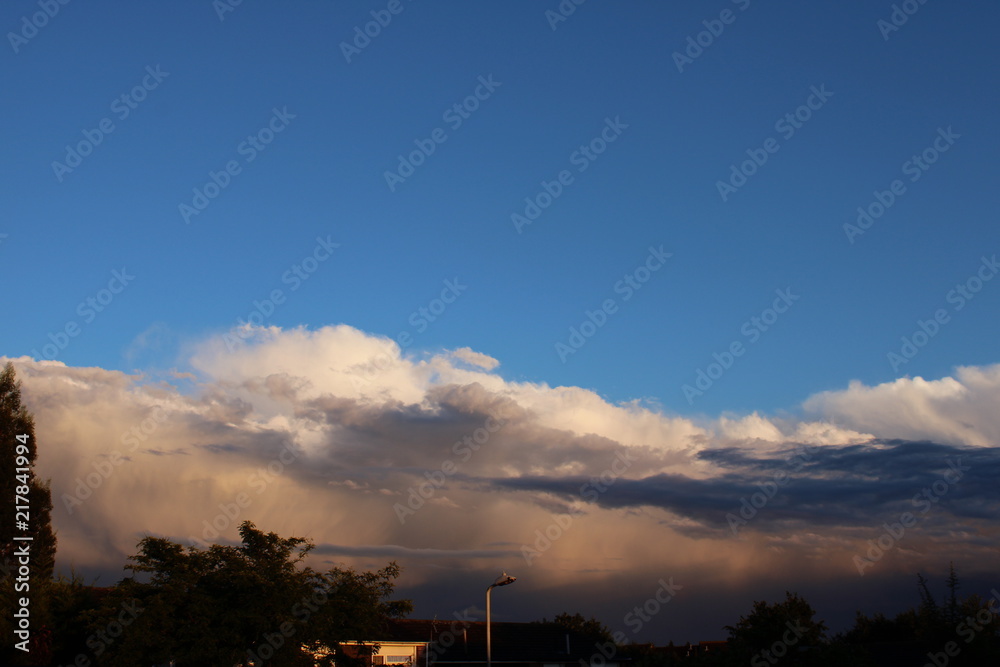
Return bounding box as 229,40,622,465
0,361,58,665
914,572,947,641
946,561,960,625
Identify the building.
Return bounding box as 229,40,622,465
323,619,626,667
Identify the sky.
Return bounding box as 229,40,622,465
3,0,1000,645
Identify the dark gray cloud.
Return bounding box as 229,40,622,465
486,440,1000,537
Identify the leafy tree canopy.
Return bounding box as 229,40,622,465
90,520,411,666
538,611,615,645
0,361,58,665
723,591,828,665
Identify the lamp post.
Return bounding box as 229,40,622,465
486,571,516,667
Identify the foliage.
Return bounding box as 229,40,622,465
47,573,112,665
843,569,1000,666
537,611,615,645
88,521,411,666
723,590,827,663
0,361,58,665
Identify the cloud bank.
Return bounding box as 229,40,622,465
6,324,1000,640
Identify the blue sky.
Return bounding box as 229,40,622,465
5,0,1000,643
5,0,997,414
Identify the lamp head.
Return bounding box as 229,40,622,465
493,571,516,587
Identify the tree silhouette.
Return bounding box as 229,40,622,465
539,611,615,644
88,520,411,666
946,562,960,625
723,591,828,665
843,568,1000,665
0,361,57,665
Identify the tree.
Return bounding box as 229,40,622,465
723,591,828,666
946,562,960,625
46,573,112,666
841,567,1000,665
909,571,948,643
89,520,412,666
538,612,615,645
0,361,58,665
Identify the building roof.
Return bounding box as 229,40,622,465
371,619,617,664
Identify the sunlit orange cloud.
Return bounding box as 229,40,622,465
6,325,1000,640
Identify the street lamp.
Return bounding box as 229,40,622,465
486,572,516,667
